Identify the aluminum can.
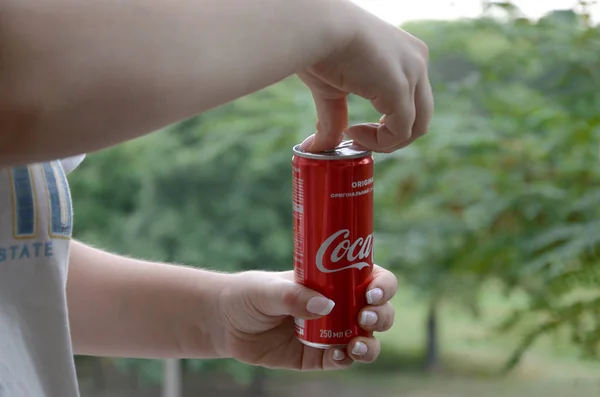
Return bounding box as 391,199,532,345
292,140,374,349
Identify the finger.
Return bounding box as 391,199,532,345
344,122,412,154
297,341,353,371
259,279,336,320
380,135,419,152
365,265,398,306
347,337,381,363
345,78,416,151
377,125,429,152
374,90,416,146
411,77,434,138
404,44,431,143
359,301,395,332
321,347,355,370
372,77,433,153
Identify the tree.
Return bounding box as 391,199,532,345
371,4,600,371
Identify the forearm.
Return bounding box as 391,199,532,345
0,0,354,166
67,240,230,359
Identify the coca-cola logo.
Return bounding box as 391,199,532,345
316,229,373,273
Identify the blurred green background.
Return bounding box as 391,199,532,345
68,1,600,396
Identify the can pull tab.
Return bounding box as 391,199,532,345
322,140,354,153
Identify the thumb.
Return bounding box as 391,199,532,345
260,280,336,320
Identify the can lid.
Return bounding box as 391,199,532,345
292,140,371,160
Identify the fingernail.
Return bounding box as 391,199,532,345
352,341,368,356
366,288,384,305
299,134,315,151
333,349,346,361
306,297,335,316
360,311,378,326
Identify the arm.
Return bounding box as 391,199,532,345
0,0,353,166
66,240,230,358
66,239,400,368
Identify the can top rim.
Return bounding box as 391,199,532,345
293,140,371,160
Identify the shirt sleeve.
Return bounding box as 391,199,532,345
59,154,86,175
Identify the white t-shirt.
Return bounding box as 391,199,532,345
0,155,85,397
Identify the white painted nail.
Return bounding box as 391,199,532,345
366,288,384,305
333,349,345,361
299,134,315,150
306,297,335,316
352,341,368,356
360,311,378,326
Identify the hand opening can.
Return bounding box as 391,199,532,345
292,140,374,349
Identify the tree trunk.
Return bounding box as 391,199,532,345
424,300,440,373
248,366,268,397
162,359,182,397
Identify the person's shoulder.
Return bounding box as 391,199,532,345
59,154,86,175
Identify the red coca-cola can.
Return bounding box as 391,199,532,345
292,140,374,349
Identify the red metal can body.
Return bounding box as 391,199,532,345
292,140,374,349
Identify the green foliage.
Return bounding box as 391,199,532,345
113,359,164,385
394,7,600,368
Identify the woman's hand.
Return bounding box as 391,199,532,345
299,2,433,153
215,265,397,370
